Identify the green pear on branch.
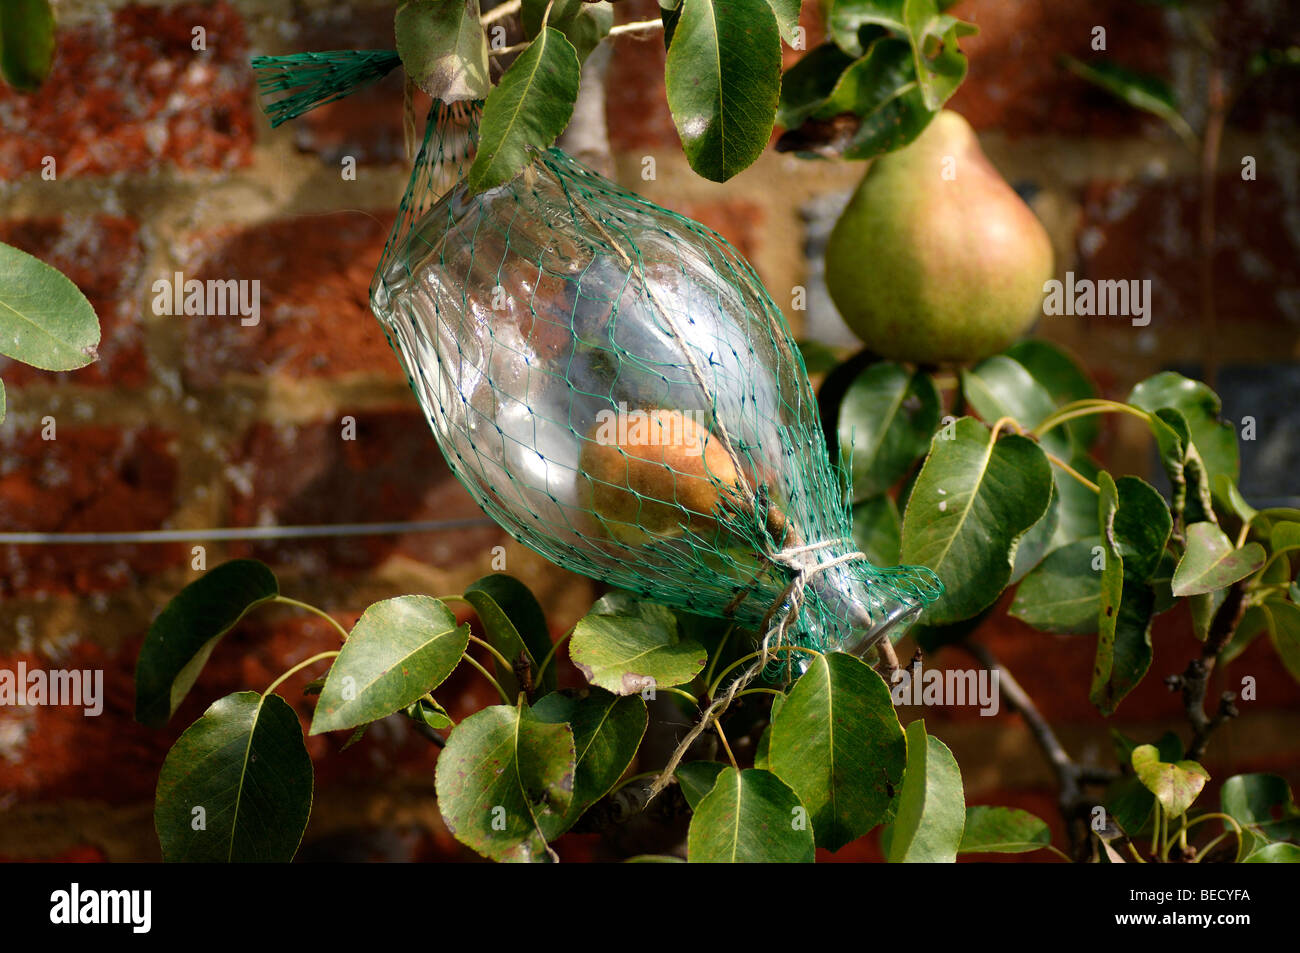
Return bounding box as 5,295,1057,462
825,110,1054,365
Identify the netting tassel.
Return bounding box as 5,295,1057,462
251,50,403,128
646,540,870,801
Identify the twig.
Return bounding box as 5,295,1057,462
1165,580,1245,759
481,0,521,26
964,641,1114,858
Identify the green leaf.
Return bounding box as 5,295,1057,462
813,38,936,158
777,42,856,129
464,574,556,696
434,701,575,862
0,378,6,423
884,720,963,862
1212,474,1257,526
0,241,101,371
0,0,55,91
1129,372,1239,484
468,27,581,193
962,356,1070,459
394,0,490,101
1051,454,1102,548
1171,522,1266,597
155,692,313,862
768,652,905,850
766,0,802,45
569,593,707,694
1106,775,1155,836
1061,57,1195,144
310,596,468,735
839,363,940,500
521,0,613,62
958,805,1051,854
1010,536,1103,634
1220,773,1300,858
851,495,902,567
531,690,647,837
1091,473,1162,715
687,767,815,862
1003,339,1100,450
664,0,782,182
1243,842,1300,863
1131,744,1208,817
753,692,786,770
1250,599,1300,684
134,560,279,728
900,417,1053,625
676,760,729,811
1010,478,1059,584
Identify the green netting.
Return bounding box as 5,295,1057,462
370,102,943,663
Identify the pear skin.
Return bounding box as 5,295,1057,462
579,409,786,546
825,110,1054,364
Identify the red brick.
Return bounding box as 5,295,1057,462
179,213,403,387
225,409,505,571
667,199,765,261
0,217,148,389
606,0,678,154
1077,174,1300,329
946,0,1170,136
0,3,254,179
0,425,183,597
278,7,436,165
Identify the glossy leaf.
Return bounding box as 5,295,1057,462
1051,455,1102,548
838,362,940,500
884,720,964,862
777,42,857,129
665,0,782,182
677,760,729,811
394,0,490,101
1129,371,1239,484
1131,744,1208,817
1062,57,1195,143
900,417,1053,625
1091,473,1161,715
464,573,556,696
1242,842,1300,863
521,0,613,62
1010,479,1059,584
962,355,1069,459
310,596,468,735
768,652,905,850
1010,536,1103,634
0,0,55,91
1251,599,1300,684
1003,339,1100,450
1171,522,1266,597
468,27,581,193
532,689,647,837
0,241,100,371
813,38,935,158
958,805,1051,854
155,692,312,862
569,593,707,694
1220,773,1300,858
687,767,815,862
434,702,575,862
851,495,902,567
766,0,802,44
135,560,279,727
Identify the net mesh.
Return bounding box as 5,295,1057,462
370,102,942,662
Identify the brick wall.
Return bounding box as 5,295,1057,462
0,0,1297,861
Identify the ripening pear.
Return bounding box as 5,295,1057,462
579,409,785,546
825,110,1054,364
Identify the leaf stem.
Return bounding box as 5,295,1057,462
462,652,511,705
273,595,351,643
264,650,339,698
468,632,516,674
481,0,521,26
660,685,699,705
535,624,574,684
702,623,734,694
714,719,739,771
1045,452,1101,494
1031,399,1152,439
707,645,820,699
